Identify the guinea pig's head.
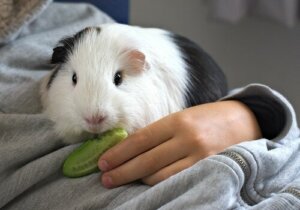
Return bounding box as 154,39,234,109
40,25,157,142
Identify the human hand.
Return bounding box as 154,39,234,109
98,100,262,188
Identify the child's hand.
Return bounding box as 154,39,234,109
98,100,262,188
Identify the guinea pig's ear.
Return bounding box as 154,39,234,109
51,36,77,64
121,49,149,74
51,46,67,64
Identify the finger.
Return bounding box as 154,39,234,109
98,115,175,171
141,157,196,186
100,137,187,188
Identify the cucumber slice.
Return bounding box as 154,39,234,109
63,128,128,178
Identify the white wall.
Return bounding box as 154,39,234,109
130,0,300,121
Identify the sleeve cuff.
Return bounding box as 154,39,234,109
221,83,299,142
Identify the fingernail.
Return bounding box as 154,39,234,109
102,175,113,188
99,160,109,171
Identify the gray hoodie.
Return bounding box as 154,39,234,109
0,2,299,210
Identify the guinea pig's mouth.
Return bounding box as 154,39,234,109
84,130,112,140
81,131,100,140
85,126,107,138
84,123,102,133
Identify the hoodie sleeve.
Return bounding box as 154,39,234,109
221,84,299,142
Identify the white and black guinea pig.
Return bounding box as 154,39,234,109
40,23,227,143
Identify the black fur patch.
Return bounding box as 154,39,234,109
169,33,228,107
47,67,59,89
47,27,101,88
51,27,101,64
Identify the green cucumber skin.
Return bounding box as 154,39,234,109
63,128,128,178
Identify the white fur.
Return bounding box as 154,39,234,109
40,23,188,143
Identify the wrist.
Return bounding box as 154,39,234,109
223,100,262,142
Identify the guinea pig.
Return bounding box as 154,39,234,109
40,23,227,143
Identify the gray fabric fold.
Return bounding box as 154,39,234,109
0,0,52,44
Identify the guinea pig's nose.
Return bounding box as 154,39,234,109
85,115,105,125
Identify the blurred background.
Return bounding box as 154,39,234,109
58,0,300,121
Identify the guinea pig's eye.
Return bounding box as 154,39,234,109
72,72,77,85
114,71,122,86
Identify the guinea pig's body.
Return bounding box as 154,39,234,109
40,23,227,143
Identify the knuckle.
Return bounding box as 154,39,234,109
129,133,149,152
130,128,154,151
173,112,192,129
132,131,148,144
192,132,206,146
140,126,156,143
143,155,159,170
186,131,207,151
